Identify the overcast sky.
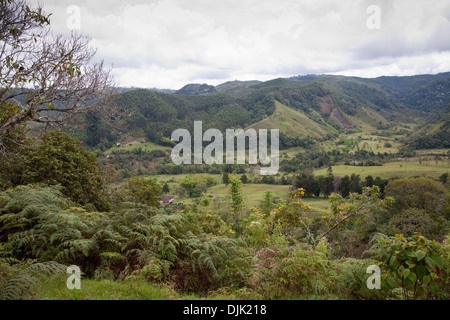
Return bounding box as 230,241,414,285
34,0,450,89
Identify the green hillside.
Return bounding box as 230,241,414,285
248,100,333,139
404,77,450,113
69,72,450,153
409,106,450,149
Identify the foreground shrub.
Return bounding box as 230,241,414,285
367,233,446,299
250,240,338,299
334,258,385,299
0,185,252,296
0,260,66,300
388,208,446,239
385,177,448,217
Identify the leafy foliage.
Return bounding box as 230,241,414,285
368,233,445,299
385,177,449,217
0,183,252,296
23,131,111,211
119,177,161,207
0,260,67,300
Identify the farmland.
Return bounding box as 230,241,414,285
314,161,449,179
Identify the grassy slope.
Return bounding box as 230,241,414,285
410,115,449,140
350,107,388,131
247,101,332,139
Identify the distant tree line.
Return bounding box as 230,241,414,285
280,149,394,173
292,171,389,198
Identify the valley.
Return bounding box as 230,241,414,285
80,72,450,225
3,0,450,304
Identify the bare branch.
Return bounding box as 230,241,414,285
1,1,118,153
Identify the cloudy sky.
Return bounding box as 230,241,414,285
34,0,450,89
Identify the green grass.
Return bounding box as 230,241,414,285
280,146,306,159
105,138,170,155
150,173,330,215
315,161,449,179
321,132,401,154
174,183,290,209
152,174,222,184
151,174,222,198
350,107,389,131
416,149,450,155
36,276,199,300
303,197,331,217
354,138,400,154
36,275,260,300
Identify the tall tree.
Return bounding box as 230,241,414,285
222,172,230,186
229,175,243,221
23,130,111,211
338,175,351,198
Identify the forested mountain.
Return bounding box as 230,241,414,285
409,105,450,149
76,72,450,150
353,72,450,100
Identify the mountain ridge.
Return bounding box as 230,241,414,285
73,71,450,151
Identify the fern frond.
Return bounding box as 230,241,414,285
0,261,67,300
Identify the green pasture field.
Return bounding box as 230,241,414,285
104,138,171,155
36,276,200,300
314,161,449,179
172,183,290,209
416,149,450,156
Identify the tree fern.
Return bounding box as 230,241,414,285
1,185,252,292
0,261,67,300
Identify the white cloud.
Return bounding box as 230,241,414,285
32,0,450,89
